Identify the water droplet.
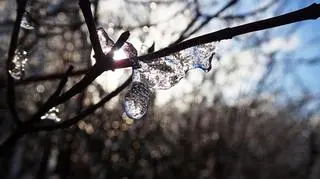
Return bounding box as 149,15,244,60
9,48,28,80
20,12,35,30
40,107,61,122
123,82,151,120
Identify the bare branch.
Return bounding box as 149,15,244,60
31,75,132,131
6,0,29,125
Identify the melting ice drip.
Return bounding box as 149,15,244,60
40,107,61,122
95,27,216,120
9,48,28,80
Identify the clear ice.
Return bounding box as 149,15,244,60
92,27,137,61
40,107,61,122
123,82,151,119
95,27,216,120
134,43,215,90
8,48,28,80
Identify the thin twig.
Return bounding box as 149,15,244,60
28,1,130,122
53,66,74,96
185,0,238,38
31,75,132,131
1,3,319,87
26,66,74,125
1,2,319,151
115,3,320,65
173,0,238,44
79,0,104,63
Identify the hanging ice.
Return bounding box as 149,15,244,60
124,43,216,119
123,82,151,119
40,107,61,122
94,27,216,120
8,48,28,80
20,12,35,30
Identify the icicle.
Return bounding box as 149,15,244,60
123,82,151,120
8,48,28,80
20,12,35,30
40,107,61,122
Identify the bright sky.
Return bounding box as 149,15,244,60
96,0,320,112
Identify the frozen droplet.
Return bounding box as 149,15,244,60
8,48,28,80
40,107,61,122
123,82,151,120
20,12,35,30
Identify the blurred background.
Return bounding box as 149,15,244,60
1,0,320,178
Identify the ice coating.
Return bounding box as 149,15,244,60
97,27,115,54
179,43,215,72
133,55,185,89
133,42,216,90
9,48,28,80
92,27,137,61
93,27,216,120
125,42,216,120
40,107,61,122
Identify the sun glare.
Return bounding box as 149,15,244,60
113,48,128,60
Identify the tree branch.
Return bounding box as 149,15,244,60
6,0,28,125
113,3,320,66
1,2,319,151
31,75,132,131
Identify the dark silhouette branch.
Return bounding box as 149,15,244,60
6,0,28,125
0,68,89,88
79,0,105,64
126,3,320,64
31,75,132,131
1,1,320,151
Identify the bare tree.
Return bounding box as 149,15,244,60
0,0,320,178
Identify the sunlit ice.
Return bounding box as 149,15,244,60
91,47,128,64
90,47,131,97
